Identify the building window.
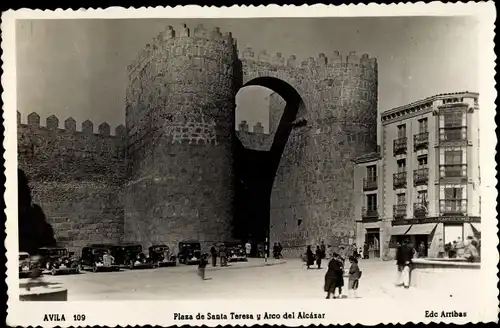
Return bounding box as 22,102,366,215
397,193,406,204
442,150,466,178
397,124,406,138
366,194,377,211
440,187,467,215
418,118,428,133
418,156,428,168
440,110,466,142
414,190,428,217
397,159,406,172
367,165,376,180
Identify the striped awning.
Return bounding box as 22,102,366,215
471,222,481,233
405,223,437,235
391,225,411,235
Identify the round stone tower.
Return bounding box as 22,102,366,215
124,24,238,249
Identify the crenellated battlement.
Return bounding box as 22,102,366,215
18,111,126,137
240,48,377,70
237,120,266,134
127,23,237,75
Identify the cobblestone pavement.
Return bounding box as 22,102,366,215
24,258,474,301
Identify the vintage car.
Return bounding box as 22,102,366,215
107,243,154,269
177,240,201,265
148,244,177,267
225,241,248,262
38,247,80,275
19,252,35,278
81,245,120,272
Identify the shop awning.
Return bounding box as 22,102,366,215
391,225,411,235
471,222,481,233
405,223,437,235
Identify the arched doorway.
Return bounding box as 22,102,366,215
233,76,306,249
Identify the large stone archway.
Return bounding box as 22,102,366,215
233,77,306,246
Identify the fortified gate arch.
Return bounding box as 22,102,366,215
233,76,307,244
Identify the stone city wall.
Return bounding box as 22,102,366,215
124,24,237,250
17,112,126,252
236,120,273,151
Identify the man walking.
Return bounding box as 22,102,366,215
210,244,217,267
396,239,414,289
245,241,251,257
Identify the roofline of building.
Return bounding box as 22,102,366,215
380,91,479,120
352,153,382,164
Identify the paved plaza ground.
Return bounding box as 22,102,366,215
22,258,477,301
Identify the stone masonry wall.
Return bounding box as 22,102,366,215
238,49,378,257
17,113,126,252
125,24,237,251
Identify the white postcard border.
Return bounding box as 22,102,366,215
2,2,498,326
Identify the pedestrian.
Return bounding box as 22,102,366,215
245,241,251,257
352,243,358,259
210,244,217,267
219,244,227,267
418,241,426,258
363,242,369,259
456,237,465,258
198,253,208,280
320,240,326,259
306,245,314,269
277,242,283,259
315,246,322,269
395,239,413,289
272,243,278,259
324,253,343,299
437,238,445,258
464,237,479,263
347,256,362,298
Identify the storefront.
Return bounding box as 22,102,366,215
389,217,480,259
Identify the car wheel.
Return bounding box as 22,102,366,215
51,268,57,276
92,265,98,273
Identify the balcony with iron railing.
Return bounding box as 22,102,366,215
393,171,407,189
439,127,467,143
393,137,407,155
413,201,429,217
393,204,407,219
413,132,429,150
439,199,467,215
439,164,467,179
362,207,379,221
413,168,429,186
363,177,378,191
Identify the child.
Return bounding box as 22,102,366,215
348,256,362,298
198,253,208,280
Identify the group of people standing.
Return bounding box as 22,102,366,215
305,242,327,269
272,243,283,259
443,236,480,262
324,253,361,299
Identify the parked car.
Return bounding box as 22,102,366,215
81,245,120,272
225,241,248,262
19,252,35,278
107,243,153,269
38,247,80,275
148,244,177,267
177,240,201,265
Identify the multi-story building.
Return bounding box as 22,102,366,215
354,91,481,260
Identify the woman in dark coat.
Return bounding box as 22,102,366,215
306,246,314,269
315,246,323,269
324,253,344,298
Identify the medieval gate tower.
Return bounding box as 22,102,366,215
18,23,378,255
124,23,378,254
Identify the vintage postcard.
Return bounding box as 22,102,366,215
3,2,498,326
